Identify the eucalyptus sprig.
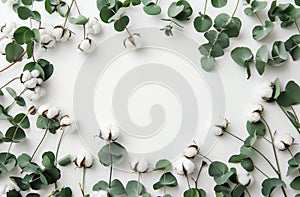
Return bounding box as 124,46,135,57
161,0,193,36
196,0,242,71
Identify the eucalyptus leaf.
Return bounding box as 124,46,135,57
168,2,184,18
143,3,161,15
184,188,200,197
5,126,26,143
108,7,125,22
255,45,268,75
126,180,146,196
5,42,24,63
261,178,286,196
211,0,227,8
98,142,127,166
241,158,254,172
153,172,178,190
194,14,212,33
114,15,129,32
69,15,88,25
13,113,30,129
154,159,172,171
277,80,300,107
231,47,253,78
252,20,274,40
201,56,215,71
285,34,300,61
0,152,17,174
291,176,300,190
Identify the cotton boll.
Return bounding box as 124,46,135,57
38,104,50,116
0,37,12,55
175,157,195,175
274,132,295,151
78,38,95,53
36,78,43,85
257,81,274,102
1,22,17,37
74,152,93,168
40,33,56,49
99,123,120,141
237,171,253,186
52,26,72,42
21,70,32,83
250,104,264,113
247,112,261,123
24,78,38,89
46,107,59,119
213,126,224,136
124,34,143,49
30,70,40,78
184,145,199,159
130,158,150,173
86,17,101,35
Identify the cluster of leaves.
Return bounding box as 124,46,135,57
208,161,247,196
44,0,69,17
231,1,300,78
97,0,140,32
161,0,193,36
10,0,42,21
152,159,178,197
231,36,300,79
194,0,242,71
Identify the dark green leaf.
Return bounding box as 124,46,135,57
241,158,254,172
252,20,274,40
194,13,212,33
10,176,30,191
228,154,247,163
100,6,115,23
0,152,17,174
114,15,129,32
261,178,286,196
153,172,178,190
255,45,268,75
143,3,161,15
184,188,200,197
285,34,300,61
42,151,55,168
291,176,300,190
21,0,33,5
5,126,26,143
277,81,300,107
174,0,193,21
13,113,30,129
15,96,26,107
168,2,184,18
246,121,266,137
5,43,24,63
58,154,72,166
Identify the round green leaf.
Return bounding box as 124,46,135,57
184,188,200,197
194,14,212,33
100,6,115,23
285,34,300,61
114,15,129,32
201,56,215,71
143,3,161,15
126,180,145,196
231,47,253,67
208,161,228,177
0,152,17,173
17,6,33,20
211,0,227,8
255,45,268,75
98,142,127,166
21,0,33,5
69,15,88,25
291,176,300,190
108,7,126,22
5,126,26,143
5,43,24,63
241,158,254,172
57,2,69,17
42,151,55,168
175,0,193,21
13,113,30,129
277,81,300,107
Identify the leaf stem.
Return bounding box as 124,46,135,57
81,166,86,196
232,0,241,18
261,116,287,197
0,77,20,90
245,188,252,197
0,51,26,73
295,21,300,34
5,88,26,112
254,165,269,178
199,153,212,163
291,106,299,121
203,0,208,15
255,12,264,25
63,0,75,27
137,172,141,196
276,101,300,133
194,161,206,189
55,128,66,165
108,142,113,188
30,123,49,162
186,175,191,189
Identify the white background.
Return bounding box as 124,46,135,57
0,0,300,196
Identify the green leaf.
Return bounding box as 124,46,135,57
296,0,300,6
98,142,127,166
5,126,26,143
240,145,255,157
228,154,247,163
273,78,281,99
231,47,253,78
231,185,245,197
168,2,184,18
214,13,241,37
245,0,267,15
211,0,227,8
214,183,231,196
268,41,288,67
241,158,254,172
153,172,178,190
45,0,56,14
154,159,172,171
13,113,30,129
174,0,193,21
194,14,212,33
126,180,146,196
36,115,48,129
57,2,69,17
17,6,33,20
21,0,33,5
0,152,17,174
17,153,31,169
277,81,300,107
42,151,55,168
32,28,40,43
143,3,161,15
114,15,129,32
291,176,300,190
209,161,229,177
14,26,34,45
108,179,126,196
261,178,286,196
141,0,151,6
5,42,24,63
6,87,17,98
100,6,115,23
58,154,72,166
255,45,268,75
252,20,274,40
37,59,54,81
246,121,266,137
108,7,125,22
15,96,26,107
69,15,88,25
201,56,215,71
184,188,200,197
285,34,300,61
10,176,30,191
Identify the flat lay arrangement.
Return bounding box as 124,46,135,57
0,0,300,196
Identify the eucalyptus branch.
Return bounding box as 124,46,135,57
30,123,49,162
199,153,212,163
193,161,207,189
6,88,26,112
291,106,299,121
276,101,300,133
63,0,75,27
55,128,66,165
232,0,241,18
203,0,208,15
137,172,141,196
0,76,20,90
80,167,86,196
254,12,264,25
0,51,26,73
